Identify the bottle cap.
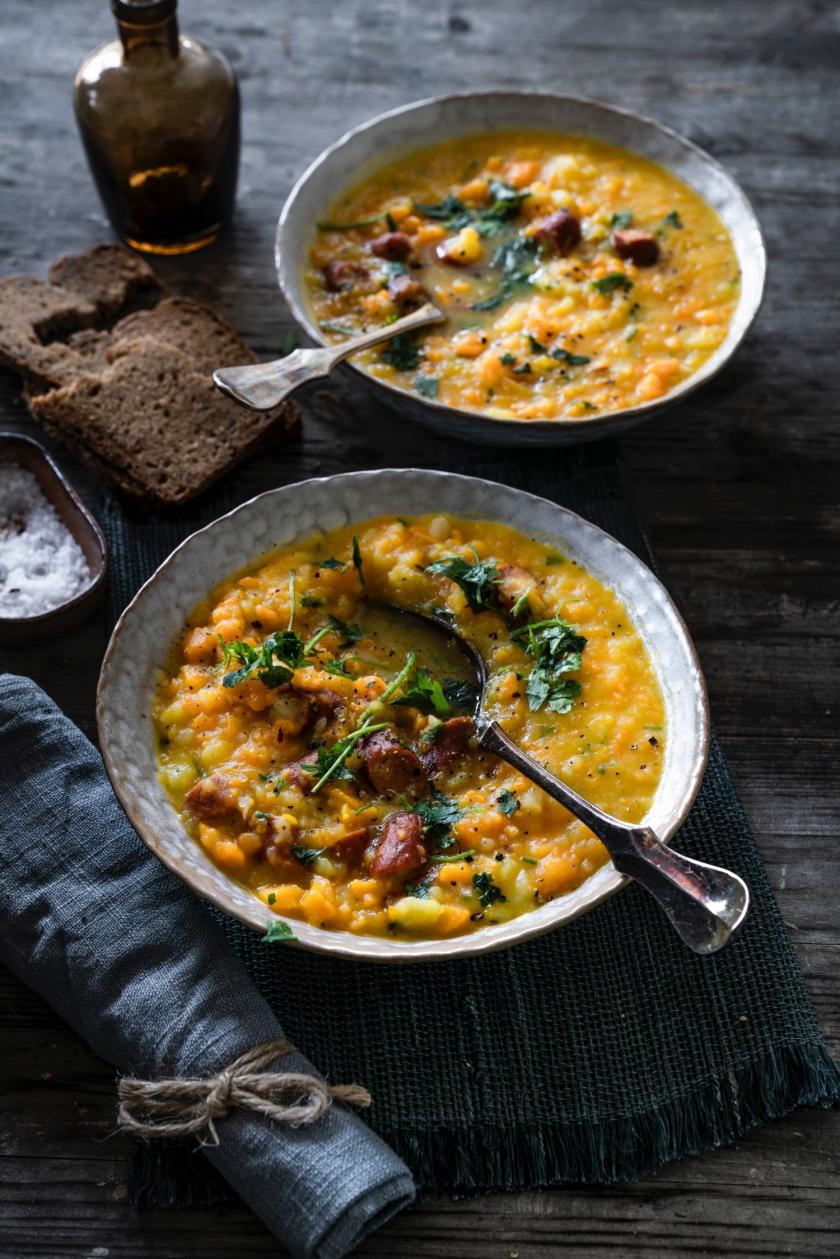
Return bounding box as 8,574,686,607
112,0,176,24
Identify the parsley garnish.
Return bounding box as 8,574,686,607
278,331,299,355
663,210,684,229
300,594,322,607
291,845,324,866
394,666,451,717
319,556,348,571
551,346,591,366
499,352,517,366
511,617,587,714
316,214,384,231
610,210,633,229
381,335,422,372
414,194,472,228
442,678,480,712
425,550,501,613
474,181,531,235
431,849,475,863
300,720,389,792
415,787,465,851
263,920,295,942
415,375,439,399
323,658,353,678
352,534,365,586
592,273,633,295
472,871,506,908
327,616,364,647
472,235,539,311
544,553,564,565
403,880,432,898
496,789,519,816
220,630,305,689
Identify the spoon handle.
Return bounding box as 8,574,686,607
213,302,445,411
477,720,749,955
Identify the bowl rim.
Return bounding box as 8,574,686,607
97,467,711,962
275,89,767,441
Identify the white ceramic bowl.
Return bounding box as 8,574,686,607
276,91,766,447
97,470,710,962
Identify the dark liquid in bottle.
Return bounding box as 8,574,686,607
77,107,240,254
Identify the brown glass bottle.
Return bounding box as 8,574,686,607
74,0,240,254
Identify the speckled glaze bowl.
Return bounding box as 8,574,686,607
276,91,766,446
97,470,710,962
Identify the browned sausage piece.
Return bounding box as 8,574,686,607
421,716,473,777
612,229,660,267
370,231,412,261
323,260,369,292
282,761,316,795
371,812,427,876
532,210,581,255
186,773,238,819
388,273,426,308
495,563,536,612
332,826,371,863
362,731,427,799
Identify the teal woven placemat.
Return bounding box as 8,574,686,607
100,442,839,1200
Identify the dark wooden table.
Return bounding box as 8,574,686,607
2,1,838,1255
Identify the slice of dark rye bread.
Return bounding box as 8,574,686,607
0,244,160,391
29,336,298,507
48,243,161,319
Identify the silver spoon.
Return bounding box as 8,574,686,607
383,603,749,956
213,302,446,411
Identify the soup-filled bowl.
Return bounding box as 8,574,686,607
98,470,709,962
277,92,765,445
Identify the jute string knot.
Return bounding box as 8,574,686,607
117,1038,371,1145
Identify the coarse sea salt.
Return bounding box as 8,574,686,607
0,464,92,619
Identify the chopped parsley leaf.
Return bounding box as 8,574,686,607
442,677,480,712
263,920,295,942
472,871,506,908
414,787,465,851
663,210,684,229
381,335,422,371
415,375,439,399
327,616,364,647
425,551,501,613
610,210,633,229
352,534,365,586
499,352,517,366
511,616,587,714
291,845,324,866
592,273,634,295
319,556,348,571
496,789,519,816
394,666,451,717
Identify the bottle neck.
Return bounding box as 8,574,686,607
114,3,179,59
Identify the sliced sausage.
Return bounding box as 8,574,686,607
323,260,369,292
264,816,299,866
371,231,412,261
362,731,427,799
282,761,316,795
332,826,371,863
421,716,473,777
532,210,581,255
388,273,426,308
612,229,659,267
186,773,238,819
371,812,427,876
495,563,536,613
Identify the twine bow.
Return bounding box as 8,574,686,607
117,1038,371,1144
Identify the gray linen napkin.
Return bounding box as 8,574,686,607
0,674,415,1258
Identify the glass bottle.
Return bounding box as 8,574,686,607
74,0,240,254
